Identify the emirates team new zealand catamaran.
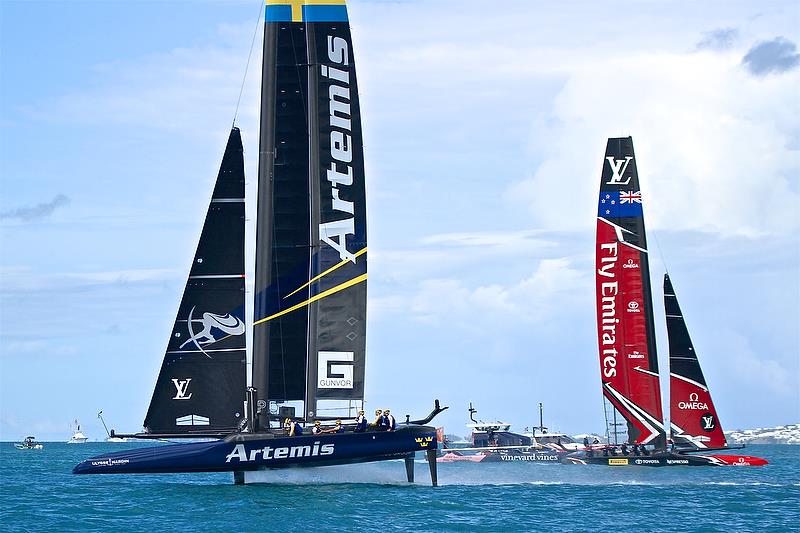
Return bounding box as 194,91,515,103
74,0,445,484
565,137,767,467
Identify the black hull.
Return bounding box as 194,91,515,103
74,426,438,479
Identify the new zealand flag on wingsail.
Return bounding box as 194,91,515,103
597,190,643,218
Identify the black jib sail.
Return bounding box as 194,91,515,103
252,0,367,427
144,128,246,434
594,137,665,446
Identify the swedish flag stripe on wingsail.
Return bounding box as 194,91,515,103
266,0,348,23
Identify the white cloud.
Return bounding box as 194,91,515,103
0,267,180,293
373,254,588,327
507,50,800,237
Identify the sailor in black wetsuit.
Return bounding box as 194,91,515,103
621,443,628,455
372,409,383,429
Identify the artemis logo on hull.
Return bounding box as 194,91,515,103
320,36,358,263
605,156,634,186
225,442,335,463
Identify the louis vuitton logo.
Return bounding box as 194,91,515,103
172,378,193,400
605,156,634,185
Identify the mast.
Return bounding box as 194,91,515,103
253,0,367,428
664,274,728,449
594,137,665,447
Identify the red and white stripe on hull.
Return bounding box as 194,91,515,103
699,454,769,466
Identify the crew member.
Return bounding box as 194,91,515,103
620,443,628,455
311,420,323,435
583,436,590,448
289,419,303,436
384,409,396,431
355,410,367,432
333,419,344,433
372,409,383,428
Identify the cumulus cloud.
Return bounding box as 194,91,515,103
696,28,739,51
376,256,588,327
0,194,70,222
742,37,800,76
506,50,800,237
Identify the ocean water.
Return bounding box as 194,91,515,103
1,443,797,532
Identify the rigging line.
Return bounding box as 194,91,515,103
650,226,671,277
303,11,314,420
232,0,265,128
289,24,310,126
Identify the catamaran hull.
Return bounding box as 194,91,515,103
73,426,437,475
563,451,767,466
438,449,565,463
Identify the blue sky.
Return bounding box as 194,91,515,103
1,0,798,441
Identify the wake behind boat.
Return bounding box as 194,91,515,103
74,0,444,484
567,137,766,467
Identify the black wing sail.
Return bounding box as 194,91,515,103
253,1,367,426
144,128,246,434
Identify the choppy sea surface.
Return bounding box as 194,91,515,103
1,442,797,532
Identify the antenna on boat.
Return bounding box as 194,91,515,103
97,411,111,438
539,403,544,434
468,402,477,423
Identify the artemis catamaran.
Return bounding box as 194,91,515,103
74,0,444,484
566,137,767,466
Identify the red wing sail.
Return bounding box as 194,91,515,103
665,274,728,449
595,137,665,445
